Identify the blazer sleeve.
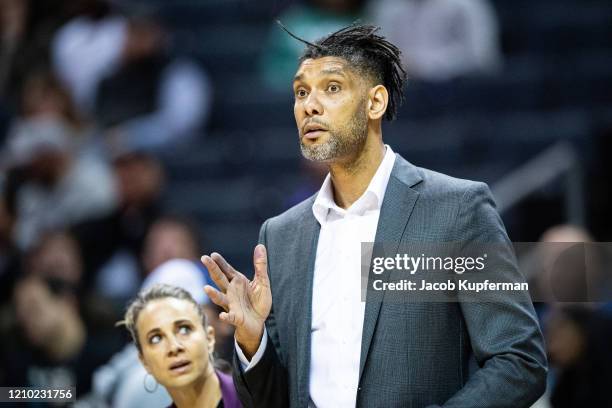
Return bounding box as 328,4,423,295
437,182,548,408
231,219,290,408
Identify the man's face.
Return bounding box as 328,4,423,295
293,56,369,162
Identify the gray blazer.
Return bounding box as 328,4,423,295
233,154,547,408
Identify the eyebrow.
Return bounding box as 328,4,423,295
174,319,192,326
293,68,347,83
146,327,161,337
144,319,193,337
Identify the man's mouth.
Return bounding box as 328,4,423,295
303,124,328,139
303,130,327,139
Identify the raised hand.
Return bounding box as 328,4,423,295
201,244,272,358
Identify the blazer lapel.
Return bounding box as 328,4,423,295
294,203,320,408
359,155,422,380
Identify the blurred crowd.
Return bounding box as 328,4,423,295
0,0,610,407
0,0,217,405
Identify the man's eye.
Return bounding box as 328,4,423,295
178,325,191,335
328,84,340,93
296,89,308,98
149,334,161,345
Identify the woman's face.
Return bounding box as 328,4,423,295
137,298,215,389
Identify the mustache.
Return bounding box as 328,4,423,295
300,119,331,134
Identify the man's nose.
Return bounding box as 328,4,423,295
305,92,323,116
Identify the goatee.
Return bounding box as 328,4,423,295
300,102,367,162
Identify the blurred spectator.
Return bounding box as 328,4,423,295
12,276,86,385
114,152,164,213
19,69,88,133
260,0,366,90
14,69,103,155
0,0,66,99
2,105,118,249
372,0,502,81
539,224,593,244
0,190,18,291
141,259,208,303
0,0,28,94
0,68,118,250
532,225,594,303
1,0,68,145
51,0,211,154
546,306,612,407
27,231,83,288
1,230,124,400
87,177,171,301
86,259,208,408
50,0,123,111
87,211,200,303
528,225,612,407
141,215,200,275
84,212,197,301
529,224,611,304
71,153,165,301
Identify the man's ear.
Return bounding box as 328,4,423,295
367,85,389,120
206,325,216,352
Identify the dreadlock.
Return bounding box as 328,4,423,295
278,22,407,121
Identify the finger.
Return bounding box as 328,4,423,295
211,252,239,280
219,311,238,326
204,285,229,311
201,255,229,291
253,244,270,284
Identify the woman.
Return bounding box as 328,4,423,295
121,284,241,408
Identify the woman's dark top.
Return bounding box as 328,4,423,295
167,370,241,408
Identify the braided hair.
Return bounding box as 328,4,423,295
280,22,407,121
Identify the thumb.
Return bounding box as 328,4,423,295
253,244,269,283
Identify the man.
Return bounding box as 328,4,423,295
202,25,547,407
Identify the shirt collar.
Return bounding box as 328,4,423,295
312,145,396,224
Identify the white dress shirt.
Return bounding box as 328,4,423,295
237,146,397,407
